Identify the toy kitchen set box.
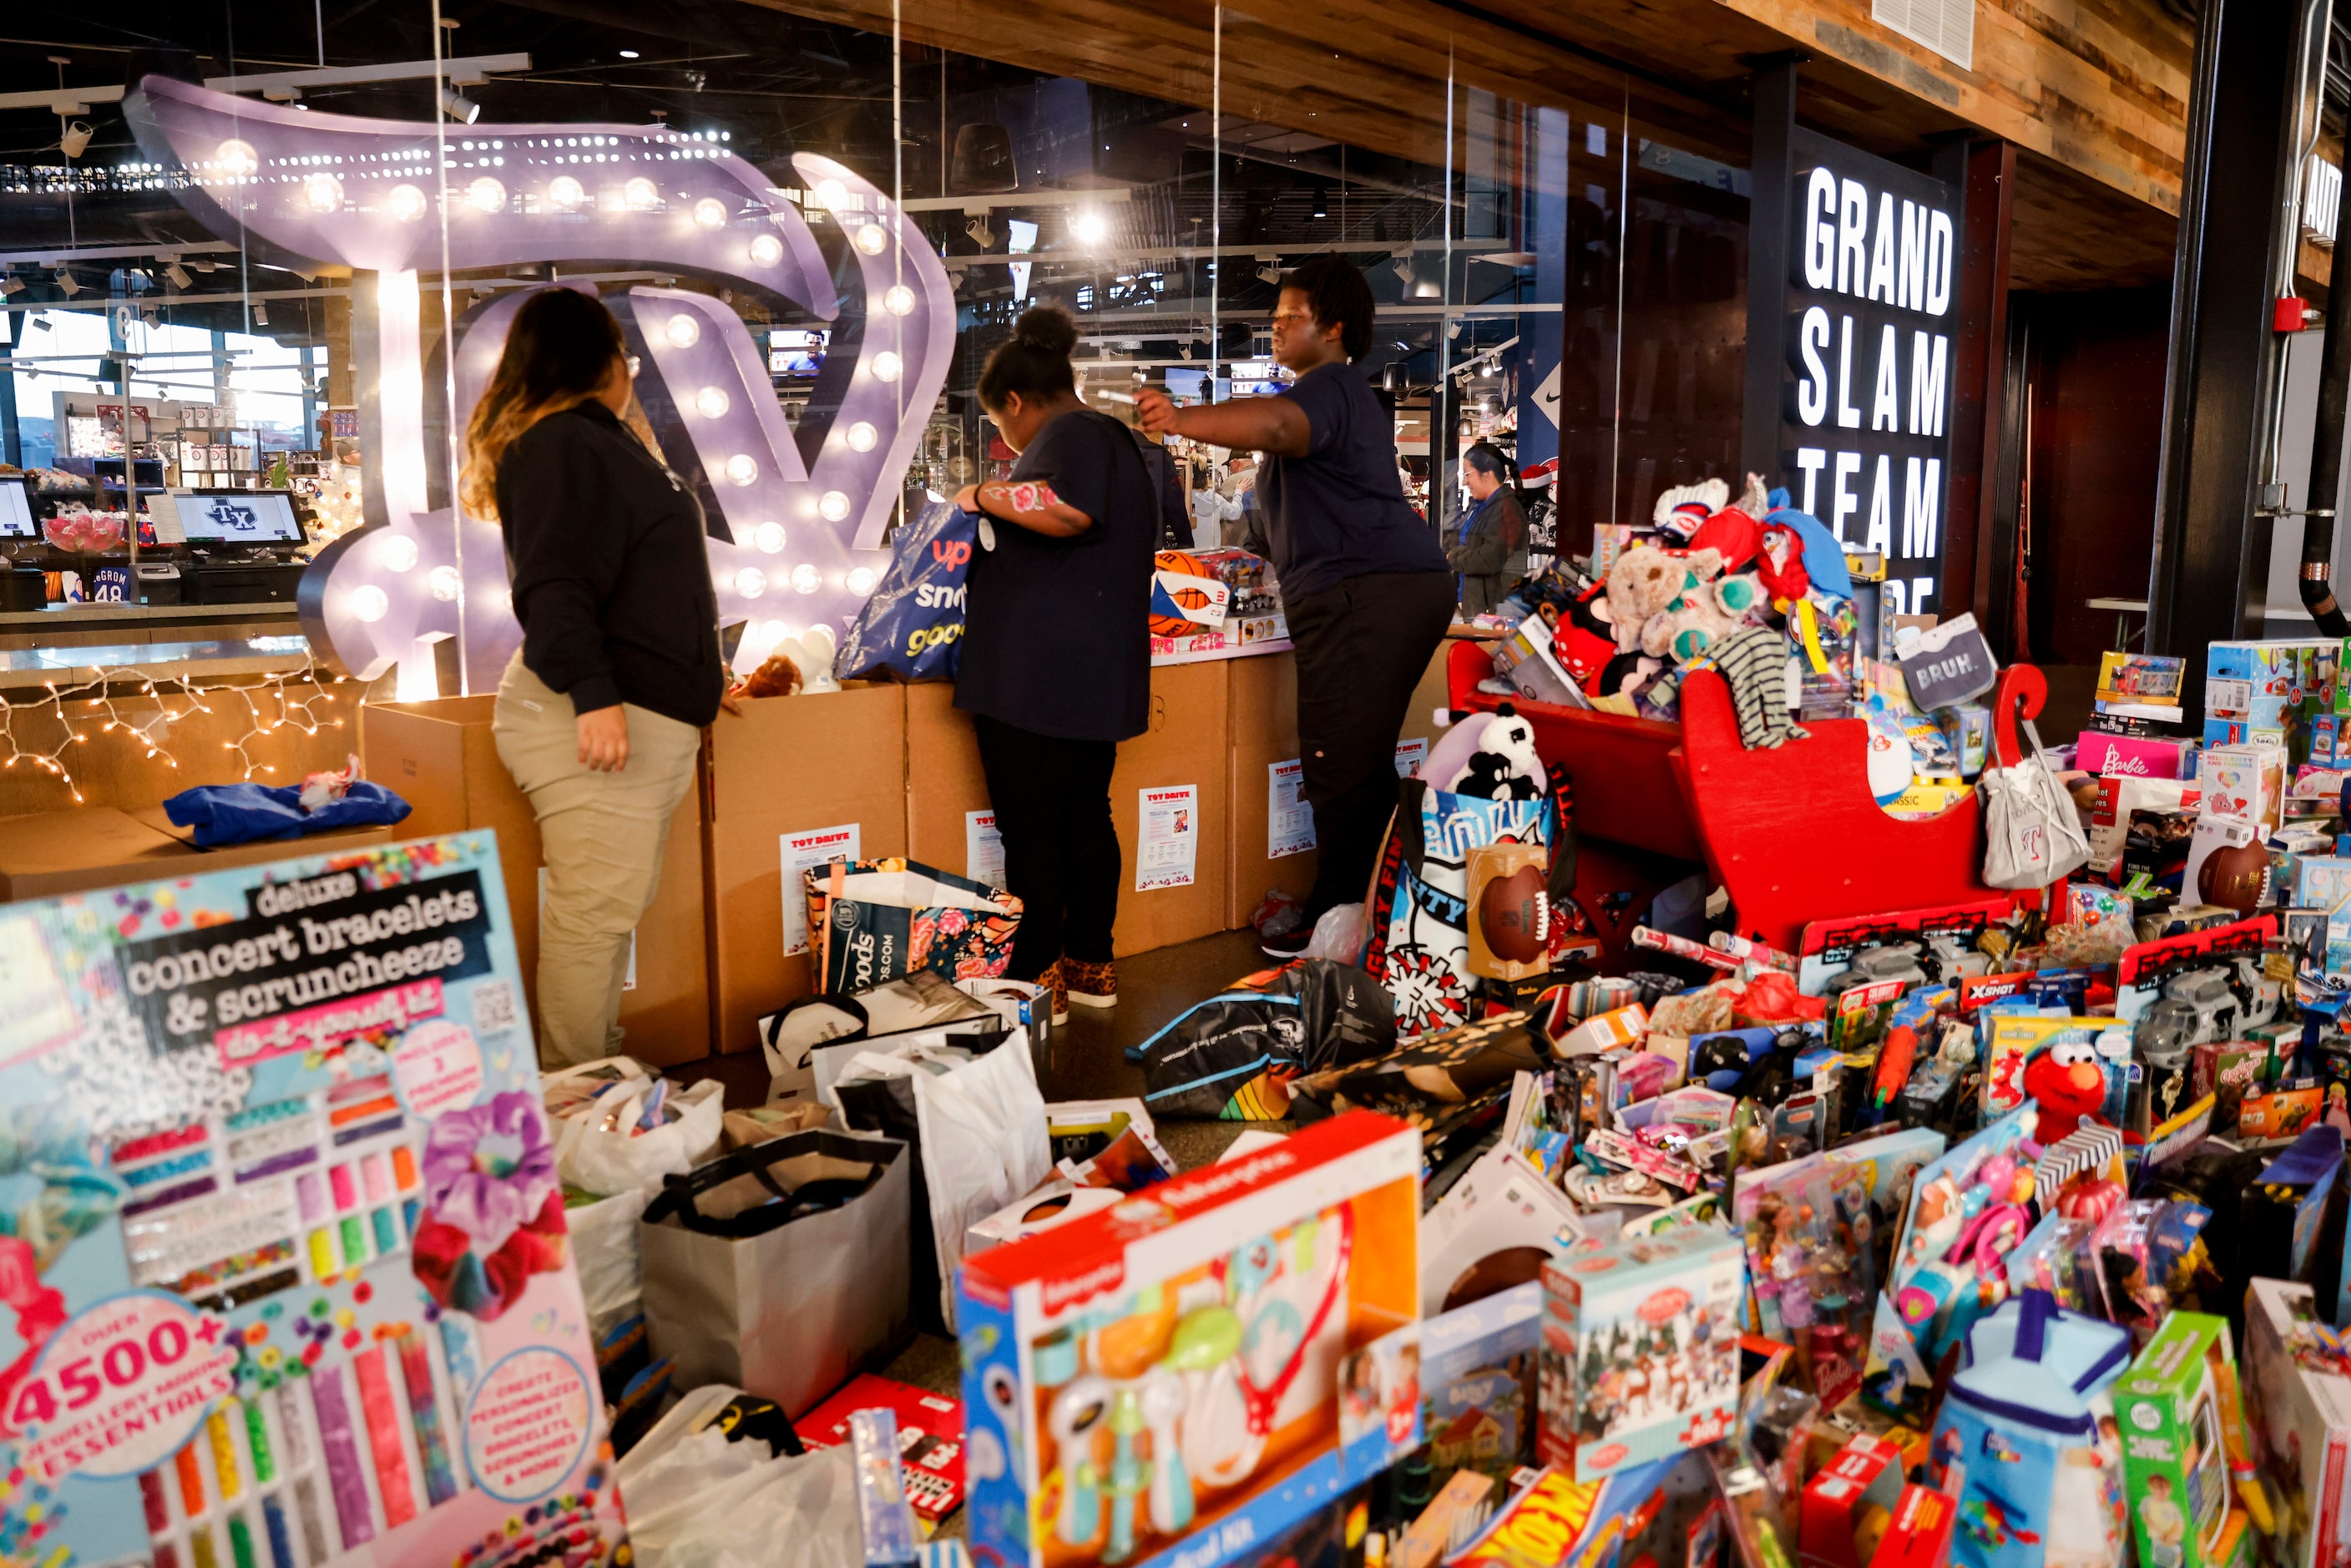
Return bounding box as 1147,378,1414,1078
0,832,624,1568
956,1112,1423,1568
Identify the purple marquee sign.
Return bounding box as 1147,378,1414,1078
124,75,953,693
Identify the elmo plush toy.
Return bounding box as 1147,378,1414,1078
2024,1038,2109,1144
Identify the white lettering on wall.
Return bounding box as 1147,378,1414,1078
1797,306,1831,427
1837,316,1862,429
1833,451,1863,539
1796,448,1828,514
1871,325,1902,432
1909,333,1949,437
1903,457,1941,557
1805,168,1838,289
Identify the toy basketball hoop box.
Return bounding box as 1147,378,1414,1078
957,1111,1422,1568
0,832,626,1568
1534,1226,1744,1480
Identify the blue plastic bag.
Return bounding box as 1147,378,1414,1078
836,499,976,681
164,780,412,848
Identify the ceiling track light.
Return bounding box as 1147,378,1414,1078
439,86,481,124
253,301,269,325
966,215,995,248
58,120,92,159
163,260,192,289
53,268,80,298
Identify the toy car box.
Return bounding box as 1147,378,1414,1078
1536,1225,1743,1480
2243,1276,2351,1568
2114,1311,2251,1568
956,1112,1422,1568
1420,1281,1541,1491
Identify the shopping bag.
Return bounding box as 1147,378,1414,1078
835,498,977,681
640,1129,913,1416
548,1062,726,1196
613,1385,860,1568
1364,778,1558,1037
1125,959,1396,1119
803,856,1022,995
163,778,412,847
832,1030,1049,1330
1981,717,2092,889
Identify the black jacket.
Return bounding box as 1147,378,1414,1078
497,402,725,727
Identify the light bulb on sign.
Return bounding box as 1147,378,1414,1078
663,313,700,348
813,178,849,211
753,521,786,554
467,177,506,213
303,173,343,213
1071,210,1109,245
428,565,462,601
347,585,389,623
749,233,782,266
761,619,788,643
847,566,877,596
734,567,767,599
624,176,659,210
791,564,822,594
380,534,419,572
882,285,915,316
387,184,427,222
693,197,728,230
216,139,259,176
871,352,902,384
724,454,759,487
819,490,851,522
845,422,877,453
694,387,731,419
548,175,585,210
854,224,887,255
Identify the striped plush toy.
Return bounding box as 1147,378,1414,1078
1710,625,1808,750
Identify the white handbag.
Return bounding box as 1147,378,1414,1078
1980,717,2092,889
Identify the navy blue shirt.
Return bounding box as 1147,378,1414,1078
955,407,1155,742
1254,362,1448,601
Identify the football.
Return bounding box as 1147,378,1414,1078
1479,864,1549,963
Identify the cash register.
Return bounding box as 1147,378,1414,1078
149,488,311,604
0,475,43,609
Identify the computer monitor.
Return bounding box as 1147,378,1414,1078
0,478,33,539
175,489,307,546
93,457,166,490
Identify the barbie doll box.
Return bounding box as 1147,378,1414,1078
2244,1277,2351,1568
0,832,627,1568
956,1112,1422,1568
1534,1226,1744,1481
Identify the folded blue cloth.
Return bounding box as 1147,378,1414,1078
163,780,412,848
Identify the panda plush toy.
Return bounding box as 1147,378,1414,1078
1423,706,1546,802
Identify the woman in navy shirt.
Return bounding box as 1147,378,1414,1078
955,306,1156,1017
1137,257,1454,952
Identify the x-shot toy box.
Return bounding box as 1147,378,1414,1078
957,1111,1421,1568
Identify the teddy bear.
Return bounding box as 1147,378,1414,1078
1630,546,1765,664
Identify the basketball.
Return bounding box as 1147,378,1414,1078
1150,550,1220,636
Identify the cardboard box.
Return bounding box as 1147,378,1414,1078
2245,1277,2351,1568
1800,1433,1906,1568
903,681,992,880
1228,650,1315,928
362,696,710,1066
1111,659,1228,957
957,1110,1422,1568
0,806,395,900
703,683,907,1063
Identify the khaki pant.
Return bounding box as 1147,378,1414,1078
493,654,701,1067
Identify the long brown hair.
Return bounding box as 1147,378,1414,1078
460,286,648,519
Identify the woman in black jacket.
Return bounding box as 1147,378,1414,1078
461,286,726,1066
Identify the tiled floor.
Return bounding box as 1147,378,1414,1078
659,927,1290,1444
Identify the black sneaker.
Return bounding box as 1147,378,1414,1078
1259,902,1313,958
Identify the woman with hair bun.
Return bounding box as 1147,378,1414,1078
953,305,1156,1021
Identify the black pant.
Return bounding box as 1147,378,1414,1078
973,715,1121,980
1287,569,1457,917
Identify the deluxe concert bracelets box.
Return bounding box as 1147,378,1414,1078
0,832,624,1568
957,1111,1421,1568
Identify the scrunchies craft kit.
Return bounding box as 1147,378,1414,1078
0,832,626,1568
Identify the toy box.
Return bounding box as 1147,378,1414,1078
1419,1283,1540,1492
0,833,628,1568
2205,640,2317,757
2114,1312,2250,1568
2198,745,2286,832
2243,1277,2351,1568
1444,1459,1693,1568
1799,1432,1906,1568
1536,1226,1742,1480
956,1111,1421,1568
2079,731,2198,780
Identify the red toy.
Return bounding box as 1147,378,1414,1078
2021,1037,2109,1144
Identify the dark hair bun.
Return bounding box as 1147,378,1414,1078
1013,306,1079,356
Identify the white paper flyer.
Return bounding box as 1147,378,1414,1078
781,822,862,955
1136,785,1200,891
1268,760,1314,857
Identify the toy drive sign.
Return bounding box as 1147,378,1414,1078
1777,129,1961,616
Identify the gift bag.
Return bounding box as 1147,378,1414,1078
835,498,978,681
1929,1289,2130,1568
803,856,1022,995
1364,777,1560,1037
832,1032,1049,1330
639,1129,913,1417
549,1063,726,1196
1982,717,2092,889
1126,959,1395,1119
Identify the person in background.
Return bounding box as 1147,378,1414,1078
1448,442,1529,616
1191,468,1241,546
955,306,1156,1021
1136,256,1454,956
464,286,728,1067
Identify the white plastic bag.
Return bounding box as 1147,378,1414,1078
566,1186,649,1343
614,1386,862,1568
1303,903,1368,964
551,1073,725,1197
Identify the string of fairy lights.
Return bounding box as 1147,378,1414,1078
0,651,356,802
